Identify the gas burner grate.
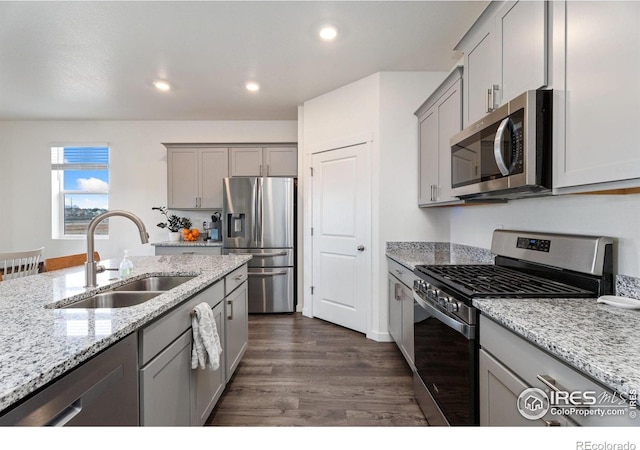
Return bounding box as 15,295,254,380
415,264,594,298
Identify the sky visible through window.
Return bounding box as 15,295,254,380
52,146,110,235
61,146,109,210
64,169,109,210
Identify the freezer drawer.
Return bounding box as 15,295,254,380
247,267,294,313
224,248,294,268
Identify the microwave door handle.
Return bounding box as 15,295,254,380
493,117,512,176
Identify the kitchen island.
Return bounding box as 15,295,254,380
0,254,250,418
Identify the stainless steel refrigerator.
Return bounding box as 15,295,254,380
222,177,295,313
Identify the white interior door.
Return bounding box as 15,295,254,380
311,143,371,334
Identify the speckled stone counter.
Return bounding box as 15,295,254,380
151,240,223,247
0,254,250,413
385,241,494,270
474,297,640,399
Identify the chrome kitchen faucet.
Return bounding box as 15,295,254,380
84,210,149,287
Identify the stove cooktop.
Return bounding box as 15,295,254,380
414,264,595,299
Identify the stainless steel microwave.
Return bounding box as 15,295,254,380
450,90,552,200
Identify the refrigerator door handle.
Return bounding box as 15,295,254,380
253,178,259,244
256,178,264,247
248,270,289,277
231,251,288,257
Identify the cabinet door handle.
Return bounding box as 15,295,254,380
537,375,590,408
487,84,500,112
227,299,233,320
543,419,562,427
195,197,199,208
259,164,263,176
234,273,245,281
395,269,403,276
47,399,83,426
267,164,270,176
394,283,401,300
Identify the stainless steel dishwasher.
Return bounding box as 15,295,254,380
0,333,138,426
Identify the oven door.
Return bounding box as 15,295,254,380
413,292,477,426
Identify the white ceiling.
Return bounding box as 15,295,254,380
0,1,488,121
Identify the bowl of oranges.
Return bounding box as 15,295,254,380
182,228,200,241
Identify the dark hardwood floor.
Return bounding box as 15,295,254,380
206,312,428,426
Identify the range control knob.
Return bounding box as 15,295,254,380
437,294,450,307
446,301,460,313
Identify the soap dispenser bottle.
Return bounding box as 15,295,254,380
119,249,134,278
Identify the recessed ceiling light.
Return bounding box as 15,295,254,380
246,82,260,92
319,26,338,41
153,80,171,92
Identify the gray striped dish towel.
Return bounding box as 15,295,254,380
191,302,223,370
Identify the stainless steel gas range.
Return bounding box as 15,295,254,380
412,230,614,426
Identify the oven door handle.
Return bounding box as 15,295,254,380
413,291,475,340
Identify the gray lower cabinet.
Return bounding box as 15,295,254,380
140,330,193,426
191,300,225,426
0,333,139,426
387,258,415,370
225,279,248,382
139,300,226,427
139,264,248,426
479,315,639,427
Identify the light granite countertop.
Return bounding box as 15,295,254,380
386,241,640,401
385,241,494,270
151,240,223,247
0,254,250,414
474,297,640,400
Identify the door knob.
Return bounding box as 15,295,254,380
357,245,365,251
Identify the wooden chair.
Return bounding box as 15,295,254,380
0,247,45,281
44,252,100,272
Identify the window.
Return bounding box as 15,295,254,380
51,146,110,238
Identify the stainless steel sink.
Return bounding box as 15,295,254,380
60,275,196,309
62,291,163,309
112,275,195,292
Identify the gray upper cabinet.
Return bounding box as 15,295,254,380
229,146,297,177
551,0,640,191
415,67,463,207
167,144,297,210
166,146,229,209
457,1,548,127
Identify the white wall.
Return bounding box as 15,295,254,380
301,71,450,341
446,193,640,278
0,120,297,261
